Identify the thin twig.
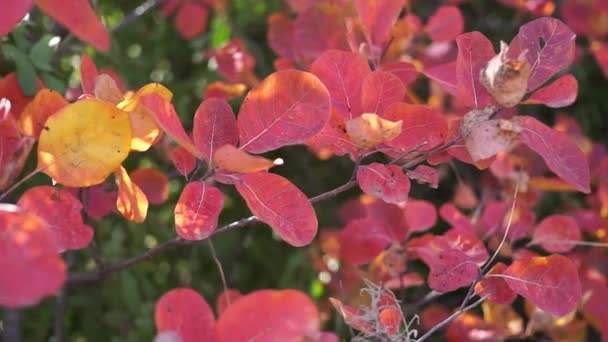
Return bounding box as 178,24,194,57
207,239,230,306
111,0,169,33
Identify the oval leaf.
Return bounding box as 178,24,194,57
19,88,68,138
115,166,148,223
426,6,464,42
130,167,170,205
361,71,406,116
155,288,215,342
525,74,578,108
174,181,224,241
192,97,238,161
531,214,581,253
213,144,276,173
383,102,448,152
357,163,410,204
456,32,495,108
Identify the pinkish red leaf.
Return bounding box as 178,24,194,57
140,94,201,158
234,172,317,247
238,70,331,153
212,39,255,83
531,215,581,253
423,61,458,96
174,2,208,39
0,0,33,36
380,62,419,88
440,203,477,233
475,263,517,305
130,168,170,205
502,254,581,316
268,13,298,61
482,201,536,242
357,163,410,204
456,32,495,108
507,17,576,91
305,110,360,159
407,165,439,188
35,0,110,51
293,4,349,61
0,106,34,191
526,74,578,108
155,288,215,342
168,145,197,177
404,199,437,234
0,205,65,308
216,289,242,316
80,53,98,95
310,50,371,119
355,0,403,45
426,6,464,42
339,218,392,265
174,181,224,241
81,184,116,220
0,73,41,117
383,102,448,152
215,289,320,342
192,97,238,161
361,71,406,116
514,115,590,193
18,186,94,252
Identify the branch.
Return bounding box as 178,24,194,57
111,0,170,33
67,136,462,286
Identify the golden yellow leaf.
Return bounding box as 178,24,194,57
345,113,402,149
118,83,172,151
213,144,276,173
115,166,148,223
37,99,132,187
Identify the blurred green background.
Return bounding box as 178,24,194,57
1,0,607,341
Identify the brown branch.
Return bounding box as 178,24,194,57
67,136,462,286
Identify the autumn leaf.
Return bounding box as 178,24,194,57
174,181,224,240
38,99,132,187
360,71,406,116
114,166,148,223
19,88,68,138
213,144,277,173
192,97,238,161
530,215,581,253
426,6,464,42
356,163,411,204
155,288,215,342
346,113,402,149
130,168,170,205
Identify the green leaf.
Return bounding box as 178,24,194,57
40,72,65,94
29,36,55,72
11,25,32,51
209,14,231,48
14,50,39,96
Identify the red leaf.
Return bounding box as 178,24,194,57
192,97,238,161
234,172,317,247
423,61,458,96
155,288,215,342
354,0,403,45
0,205,65,308
0,0,33,36
507,17,576,91
407,165,439,188
215,289,242,316
426,6,464,42
361,71,406,116
18,186,94,252
81,184,116,220
475,263,517,305
365,200,410,241
238,70,330,153
0,106,34,191
404,199,437,234
305,110,360,159
130,168,170,205
482,201,536,242
35,0,110,51
380,62,419,88
213,39,255,83
357,163,410,204
0,72,41,117
174,2,208,39
456,32,495,108
340,218,392,265
525,74,578,108
168,145,197,177
215,289,320,341
174,181,224,241
440,203,477,233
531,215,581,253
514,115,590,193
591,41,608,78
140,94,201,158
268,13,298,61
310,50,371,119
293,4,349,61
383,102,448,152
502,254,582,316
80,53,98,95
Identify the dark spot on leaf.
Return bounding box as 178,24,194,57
44,126,50,131
538,37,546,48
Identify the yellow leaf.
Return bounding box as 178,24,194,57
115,166,148,223
118,83,172,151
37,99,132,187
213,144,276,173
345,113,402,149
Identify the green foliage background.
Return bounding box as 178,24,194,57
1,0,607,341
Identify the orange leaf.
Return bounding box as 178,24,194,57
115,166,148,223
19,89,68,138
346,113,402,149
213,144,276,173
130,168,169,205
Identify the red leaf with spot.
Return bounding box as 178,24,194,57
0,205,65,308
503,254,581,316
35,0,110,51
514,115,590,193
234,172,317,247
18,186,93,252
426,6,464,42
507,17,576,91
0,0,33,35
238,70,331,153
216,289,242,316
155,288,215,342
174,181,224,241
130,168,170,205
340,218,392,265
310,50,371,119
407,165,439,188
380,62,419,88
475,263,517,304
405,199,437,234
80,53,98,95
140,94,201,158
361,71,405,116
383,103,448,152
531,215,581,253
192,97,238,161
174,1,209,39
357,163,410,204
215,289,320,342
525,74,578,108
355,0,403,45
456,32,495,108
